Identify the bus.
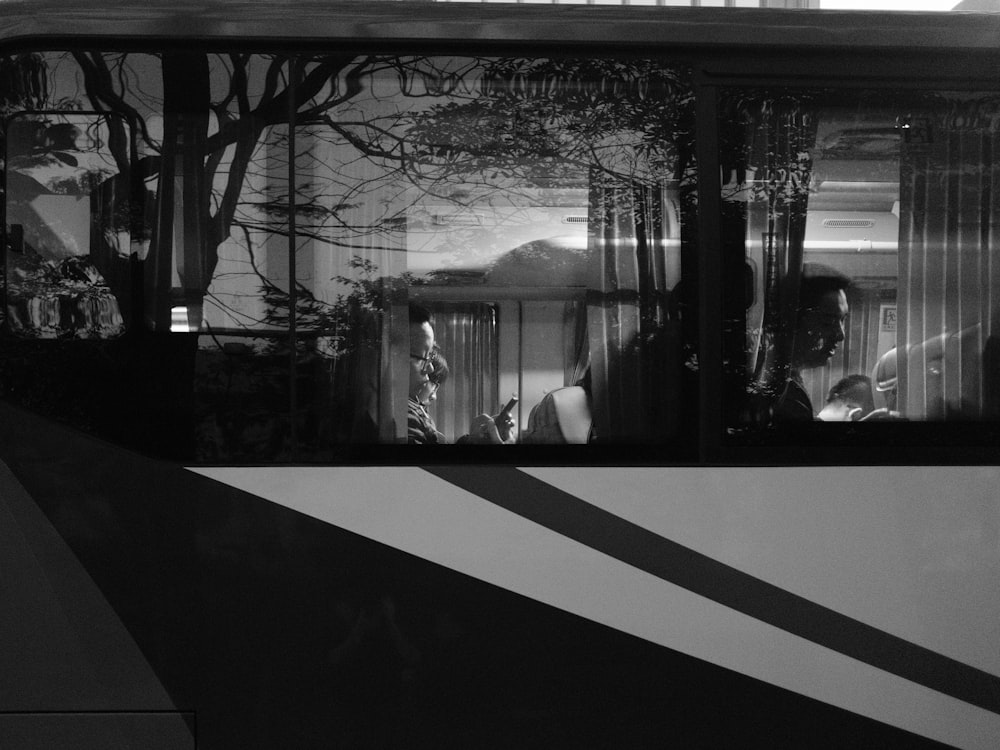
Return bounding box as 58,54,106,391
1,2,998,748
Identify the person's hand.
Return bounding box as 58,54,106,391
494,408,516,442
467,413,515,444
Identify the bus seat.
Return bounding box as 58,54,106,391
521,385,592,444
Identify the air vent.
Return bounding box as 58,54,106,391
563,215,588,224
822,219,875,229
432,213,482,226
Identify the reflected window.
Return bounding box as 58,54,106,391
4,112,131,338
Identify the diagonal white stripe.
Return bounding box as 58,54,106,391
522,466,1000,676
192,465,1000,750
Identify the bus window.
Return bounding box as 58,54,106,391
721,88,1000,434
0,50,695,460
285,55,695,451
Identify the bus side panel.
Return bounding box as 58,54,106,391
0,400,963,750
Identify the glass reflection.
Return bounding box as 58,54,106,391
5,113,128,338
722,88,1000,431
1,51,695,459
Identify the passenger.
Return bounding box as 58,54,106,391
408,345,448,445
407,304,514,444
420,347,448,406
521,369,594,444
773,263,851,421
407,345,450,443
816,374,875,422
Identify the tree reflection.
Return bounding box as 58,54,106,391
1,50,695,458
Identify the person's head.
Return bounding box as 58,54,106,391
409,303,435,400
418,346,449,406
792,263,850,371
817,373,874,421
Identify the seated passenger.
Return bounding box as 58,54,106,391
773,263,851,422
521,371,593,444
816,374,875,422
407,304,514,444
408,346,448,445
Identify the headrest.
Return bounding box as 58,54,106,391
873,347,897,393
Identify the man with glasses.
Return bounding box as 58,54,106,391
407,303,513,444
774,263,851,422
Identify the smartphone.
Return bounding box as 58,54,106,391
498,394,518,418
494,394,518,441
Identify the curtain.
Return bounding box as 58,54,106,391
292,118,406,445
564,299,589,387
424,303,498,442
733,96,819,421
586,172,674,442
897,97,1000,420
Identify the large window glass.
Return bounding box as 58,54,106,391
721,87,1000,437
284,55,694,454
1,51,695,461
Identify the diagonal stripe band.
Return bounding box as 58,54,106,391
424,465,1000,716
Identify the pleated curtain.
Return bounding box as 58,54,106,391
897,97,1000,420
424,303,498,442
743,99,819,414
586,172,673,442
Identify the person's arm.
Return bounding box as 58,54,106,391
465,413,516,444
408,401,447,444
